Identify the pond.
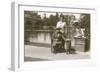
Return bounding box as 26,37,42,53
28,30,53,44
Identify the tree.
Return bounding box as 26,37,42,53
80,14,90,38
24,11,42,42
80,14,90,51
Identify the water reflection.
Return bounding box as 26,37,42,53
29,31,53,44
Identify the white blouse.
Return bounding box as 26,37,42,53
56,21,66,29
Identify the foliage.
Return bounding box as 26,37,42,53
24,11,90,44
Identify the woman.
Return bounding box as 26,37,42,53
52,16,66,52
56,16,66,34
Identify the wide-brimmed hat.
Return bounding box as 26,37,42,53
73,20,79,23
72,20,80,26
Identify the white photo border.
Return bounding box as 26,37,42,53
11,2,97,71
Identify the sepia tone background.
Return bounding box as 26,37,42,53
24,11,90,61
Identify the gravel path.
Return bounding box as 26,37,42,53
24,45,90,62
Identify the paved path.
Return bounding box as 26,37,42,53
24,45,90,62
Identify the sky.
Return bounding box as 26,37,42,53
38,12,81,20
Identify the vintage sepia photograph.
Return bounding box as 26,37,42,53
24,11,90,62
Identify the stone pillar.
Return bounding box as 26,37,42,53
65,39,71,52
74,37,86,52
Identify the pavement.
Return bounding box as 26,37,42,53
24,45,90,62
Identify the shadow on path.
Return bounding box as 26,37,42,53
24,57,49,62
